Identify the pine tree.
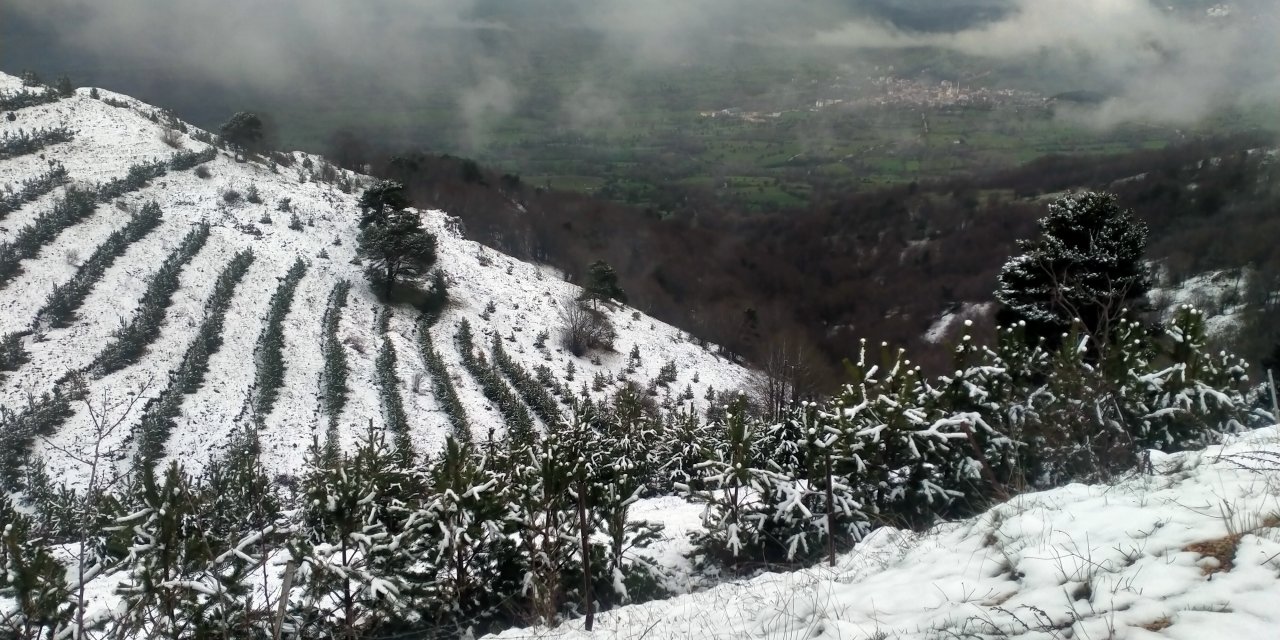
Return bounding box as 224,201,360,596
289,424,422,638
357,181,411,229
581,260,626,307
114,463,237,639
506,429,577,625
995,191,1150,346
356,209,437,299
196,428,288,637
416,437,519,632
0,495,73,639
54,76,73,98
656,406,710,494
680,393,770,570
836,341,961,529
219,111,264,156
592,390,662,603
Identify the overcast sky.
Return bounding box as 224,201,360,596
5,0,1276,140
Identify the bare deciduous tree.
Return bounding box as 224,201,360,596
558,298,614,356
40,378,150,639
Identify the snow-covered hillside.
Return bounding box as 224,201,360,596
0,71,754,488
491,427,1280,640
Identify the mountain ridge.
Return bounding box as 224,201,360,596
0,71,754,489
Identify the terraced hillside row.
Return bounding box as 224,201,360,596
0,71,755,491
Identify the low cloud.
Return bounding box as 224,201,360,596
814,0,1280,128
7,0,1277,141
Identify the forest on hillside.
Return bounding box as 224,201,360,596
340,131,1280,390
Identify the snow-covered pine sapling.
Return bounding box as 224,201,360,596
783,402,869,566
0,126,74,161
0,163,68,222
288,213,303,231
655,405,708,494
506,425,578,626
595,388,662,601
416,319,470,443
92,223,211,376
245,183,262,204
319,281,352,462
289,423,422,638
1134,305,1251,451
374,312,413,463
455,319,536,448
252,258,308,418
680,394,770,571
37,201,164,329
197,427,291,636
0,331,28,377
113,463,229,639
493,334,563,427
133,250,255,465
0,494,73,638
418,436,514,628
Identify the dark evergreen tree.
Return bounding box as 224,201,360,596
995,191,1151,346
219,111,264,156
55,76,73,98
356,209,437,299
581,260,626,307
357,181,411,229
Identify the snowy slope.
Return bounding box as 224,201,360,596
490,427,1280,640
0,72,755,488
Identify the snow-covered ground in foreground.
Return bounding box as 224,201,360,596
0,73,755,488
489,427,1280,640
